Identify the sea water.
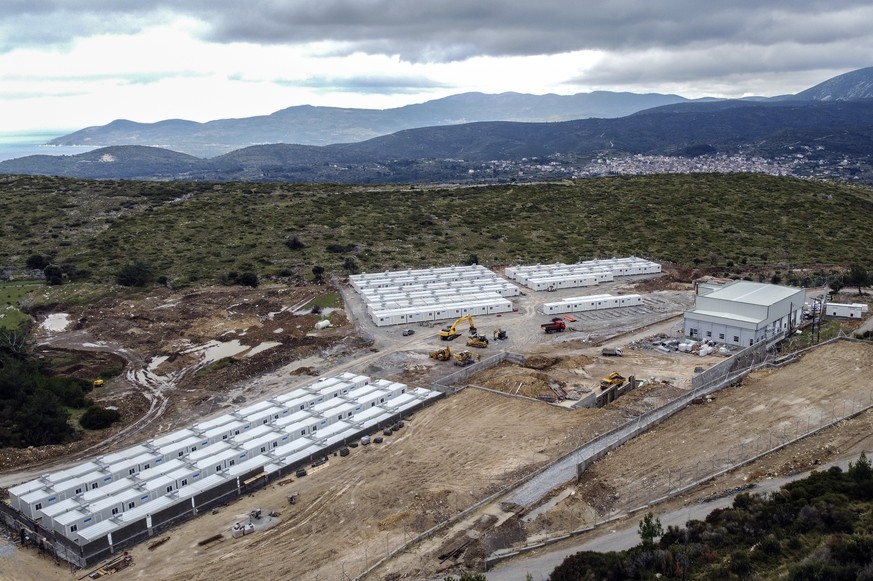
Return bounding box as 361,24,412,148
0,130,98,162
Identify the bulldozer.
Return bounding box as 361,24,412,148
93,378,104,388
600,371,625,390
439,315,477,341
466,334,489,349
493,328,508,340
429,346,453,361
453,350,479,366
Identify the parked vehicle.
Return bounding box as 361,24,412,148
541,318,566,333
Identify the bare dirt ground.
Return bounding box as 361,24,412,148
2,273,872,581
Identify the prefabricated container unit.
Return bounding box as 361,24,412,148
278,393,320,412
166,466,202,491
175,473,229,503
80,478,138,505
106,452,161,480
384,392,418,413
226,456,268,481
230,424,277,446
140,475,177,500
186,442,230,466
150,428,197,450
245,405,288,427
196,447,246,476
38,497,81,528
618,294,643,306
241,431,287,456
101,444,153,466
193,413,237,433
273,409,315,430
310,400,349,423
43,461,102,486
316,381,352,399
273,389,309,405
328,401,359,422
237,399,276,417
358,389,392,409
202,419,247,444
270,437,315,464
351,406,393,430
346,383,383,401
135,458,186,482
274,442,323,471
826,303,867,318
18,488,66,520
53,508,92,537
158,435,208,462
76,516,120,545
313,421,355,447
7,480,46,512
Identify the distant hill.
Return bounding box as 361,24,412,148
5,98,873,184
47,91,689,157
794,66,873,101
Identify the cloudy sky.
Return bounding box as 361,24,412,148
2,1,872,132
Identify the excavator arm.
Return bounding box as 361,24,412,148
439,314,476,340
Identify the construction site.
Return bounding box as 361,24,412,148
1,259,872,581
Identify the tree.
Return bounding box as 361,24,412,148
43,264,64,286
849,452,873,482
312,265,325,282
117,261,153,287
845,264,869,296
343,257,359,274
237,272,259,288
828,274,845,296
26,254,48,270
638,512,663,547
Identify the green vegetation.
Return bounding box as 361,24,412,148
0,328,94,446
550,454,873,580
0,174,871,287
0,280,41,330
303,292,342,311
79,405,121,430
194,356,235,377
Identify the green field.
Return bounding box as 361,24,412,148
1,174,871,288
0,280,41,329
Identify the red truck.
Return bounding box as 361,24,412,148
541,318,566,333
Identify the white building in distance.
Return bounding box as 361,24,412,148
683,281,805,346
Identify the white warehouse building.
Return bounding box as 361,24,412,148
683,281,805,347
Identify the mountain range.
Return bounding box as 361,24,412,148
2,66,873,184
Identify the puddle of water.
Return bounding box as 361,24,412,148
246,341,281,357
186,340,250,364
41,313,70,332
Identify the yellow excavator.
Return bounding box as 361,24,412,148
453,350,480,366
439,315,477,341
429,346,453,361
466,334,489,348
600,371,625,390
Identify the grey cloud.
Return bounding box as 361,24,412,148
3,0,872,96
293,74,451,93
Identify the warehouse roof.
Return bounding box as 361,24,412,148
704,281,803,306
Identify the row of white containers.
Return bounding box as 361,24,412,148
8,373,440,541
371,296,513,327
350,264,497,291
543,293,643,315
506,258,661,291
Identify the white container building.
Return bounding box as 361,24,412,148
826,303,868,318
5,372,442,556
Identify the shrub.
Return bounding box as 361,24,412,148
79,405,121,430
